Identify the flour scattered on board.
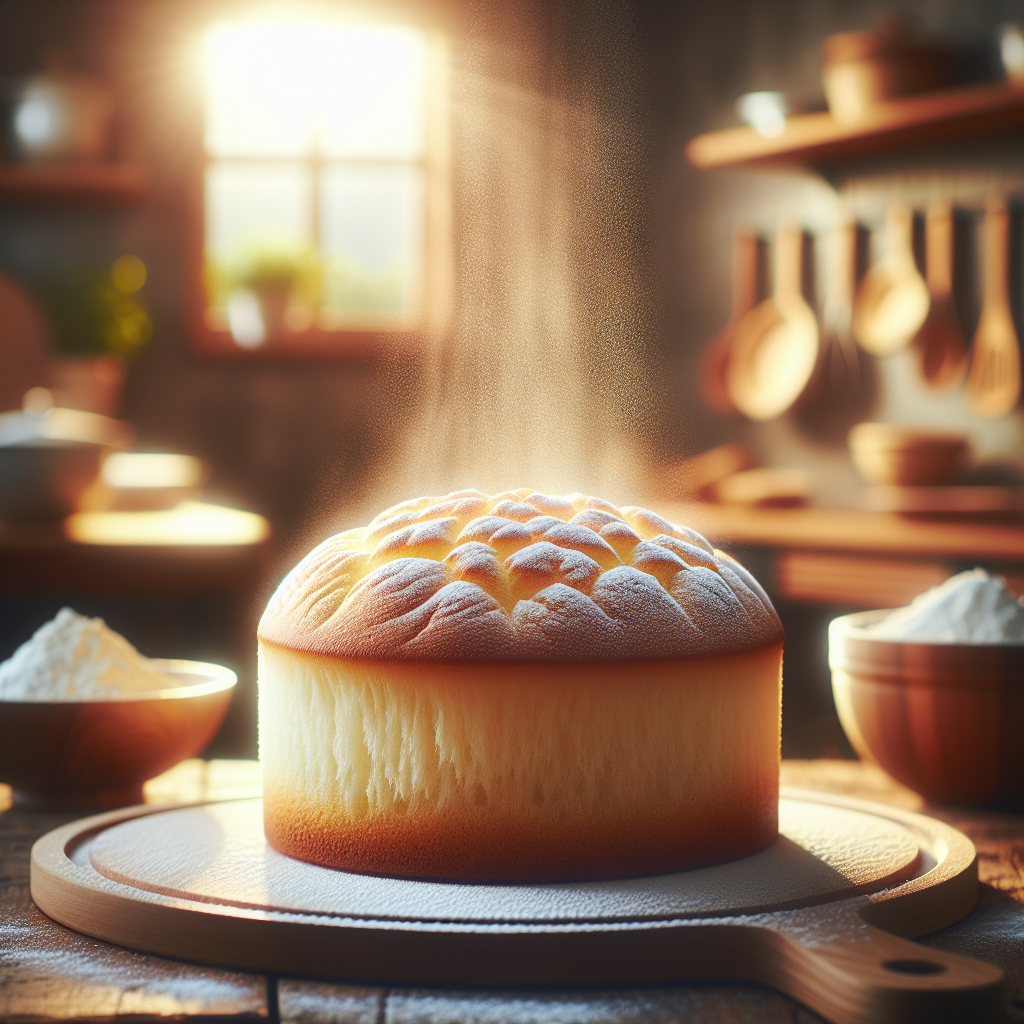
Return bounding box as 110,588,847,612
0,608,172,700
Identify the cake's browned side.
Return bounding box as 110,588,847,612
262,785,779,882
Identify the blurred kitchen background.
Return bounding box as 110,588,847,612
1,0,1021,759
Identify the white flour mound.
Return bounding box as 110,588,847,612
0,608,172,701
866,568,1024,644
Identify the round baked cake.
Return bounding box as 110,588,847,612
258,489,784,881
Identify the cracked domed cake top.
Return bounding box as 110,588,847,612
258,489,783,662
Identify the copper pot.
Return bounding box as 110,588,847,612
830,610,1024,807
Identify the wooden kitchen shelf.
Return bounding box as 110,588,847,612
652,500,1024,563
651,501,1024,608
0,162,150,205
686,80,1024,170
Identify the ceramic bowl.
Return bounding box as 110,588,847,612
0,442,108,521
0,404,133,521
829,610,1024,807
848,422,970,487
0,659,235,808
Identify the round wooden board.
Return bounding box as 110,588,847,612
87,796,921,922
31,789,1005,1024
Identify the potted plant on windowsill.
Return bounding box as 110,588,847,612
36,255,152,416
224,250,320,348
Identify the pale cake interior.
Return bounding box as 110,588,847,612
260,640,782,881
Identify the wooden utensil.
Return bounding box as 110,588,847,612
854,205,930,355
967,198,1022,417
796,217,874,438
726,222,819,420
913,202,967,389
699,229,761,414
32,792,1005,1023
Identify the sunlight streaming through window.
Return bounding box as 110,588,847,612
202,19,427,343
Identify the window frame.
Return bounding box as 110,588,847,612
188,13,451,360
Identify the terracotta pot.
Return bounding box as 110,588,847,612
829,610,1024,807
848,422,970,486
256,285,291,341
821,29,949,124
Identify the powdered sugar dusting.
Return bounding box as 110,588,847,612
260,490,783,661
0,608,172,701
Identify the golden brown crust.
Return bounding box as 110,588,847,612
258,490,783,662
263,785,778,882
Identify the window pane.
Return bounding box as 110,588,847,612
319,28,425,160
319,165,424,322
205,162,312,314
204,21,425,160
205,23,316,157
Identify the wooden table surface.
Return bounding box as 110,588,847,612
0,506,271,597
2,759,1023,1024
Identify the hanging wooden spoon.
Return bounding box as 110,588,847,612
726,221,818,421
795,217,874,440
853,204,930,356
912,202,967,389
968,198,1022,417
699,229,761,414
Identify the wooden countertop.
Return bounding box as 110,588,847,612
2,759,1022,1024
652,501,1024,563
0,504,272,596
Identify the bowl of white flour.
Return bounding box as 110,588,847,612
829,570,1024,807
0,609,235,808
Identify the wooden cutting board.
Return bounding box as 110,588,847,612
30,789,1004,1024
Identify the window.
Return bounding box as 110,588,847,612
196,15,448,355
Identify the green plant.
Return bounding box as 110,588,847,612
229,249,318,295
236,252,304,292
38,255,153,359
